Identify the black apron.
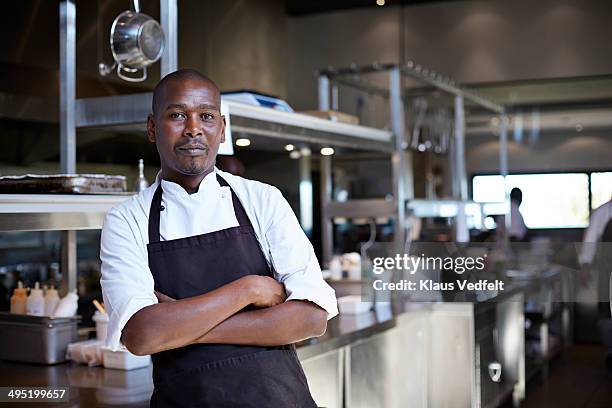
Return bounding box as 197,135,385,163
146,174,317,408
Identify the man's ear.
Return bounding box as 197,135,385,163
146,114,156,143
220,115,226,144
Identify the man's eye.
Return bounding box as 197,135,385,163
202,113,214,120
170,112,185,119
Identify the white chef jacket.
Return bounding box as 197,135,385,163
509,200,527,240
100,167,338,351
579,200,612,265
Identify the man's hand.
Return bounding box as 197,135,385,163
242,275,287,308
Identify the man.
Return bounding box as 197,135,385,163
100,69,338,407
508,187,527,241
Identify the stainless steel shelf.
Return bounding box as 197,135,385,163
0,194,131,232
75,94,393,151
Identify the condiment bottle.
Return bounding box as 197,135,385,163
53,290,79,318
44,285,60,316
134,159,149,192
10,281,27,314
26,282,45,316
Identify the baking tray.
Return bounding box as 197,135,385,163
0,174,127,194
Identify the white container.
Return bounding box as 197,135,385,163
53,290,78,318
44,286,60,316
102,348,151,371
337,295,373,315
66,339,104,366
26,282,45,316
92,311,109,341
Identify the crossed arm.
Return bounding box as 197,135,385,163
121,275,327,356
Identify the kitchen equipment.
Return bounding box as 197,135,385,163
102,347,151,370
67,339,105,366
301,110,359,125
10,281,27,314
222,91,294,112
93,310,108,341
44,286,60,316
134,159,149,192
0,312,78,364
98,0,164,82
53,290,79,318
0,174,127,194
26,281,44,316
337,295,373,315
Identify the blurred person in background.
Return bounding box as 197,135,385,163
509,187,528,241
579,197,612,370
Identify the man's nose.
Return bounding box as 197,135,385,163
184,116,203,137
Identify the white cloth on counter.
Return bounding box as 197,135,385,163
579,200,612,265
100,167,338,351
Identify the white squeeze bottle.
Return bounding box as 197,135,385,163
53,290,79,318
44,285,60,316
26,282,45,316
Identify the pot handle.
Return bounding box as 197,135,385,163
117,64,147,82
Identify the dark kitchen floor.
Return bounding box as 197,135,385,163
502,345,612,408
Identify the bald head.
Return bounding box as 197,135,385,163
152,69,220,116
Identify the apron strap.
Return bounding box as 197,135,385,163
147,173,252,244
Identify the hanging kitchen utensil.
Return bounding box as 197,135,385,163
98,0,164,82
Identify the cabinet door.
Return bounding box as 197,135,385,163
347,315,429,408
301,349,343,408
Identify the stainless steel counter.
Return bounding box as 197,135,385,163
0,272,562,408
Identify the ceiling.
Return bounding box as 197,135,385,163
285,0,457,16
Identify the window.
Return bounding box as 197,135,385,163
473,173,590,229
590,172,612,210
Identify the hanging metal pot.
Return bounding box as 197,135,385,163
99,0,164,82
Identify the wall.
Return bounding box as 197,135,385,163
287,0,612,109
466,131,612,176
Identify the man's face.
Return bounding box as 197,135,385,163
147,78,225,181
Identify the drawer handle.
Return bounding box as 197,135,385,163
488,362,502,382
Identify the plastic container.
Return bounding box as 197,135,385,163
44,286,60,316
66,339,104,366
10,281,27,314
93,310,109,341
53,290,78,318
102,348,151,370
26,282,45,316
337,295,373,315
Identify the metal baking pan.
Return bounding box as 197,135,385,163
0,174,127,194
0,312,79,364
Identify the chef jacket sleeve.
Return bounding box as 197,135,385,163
100,207,158,351
263,186,338,320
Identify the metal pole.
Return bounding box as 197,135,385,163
320,155,333,266
499,113,510,240
160,0,178,76
60,231,77,296
454,94,469,242
59,0,77,296
60,0,76,175
389,67,408,252
318,75,330,111
331,84,339,111
299,154,313,238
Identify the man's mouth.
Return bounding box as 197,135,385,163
177,144,208,156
